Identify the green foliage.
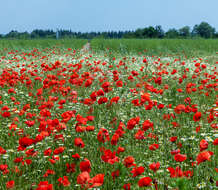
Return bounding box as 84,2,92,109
0,39,88,55
170,178,190,190
165,28,180,38
91,38,218,57
192,22,216,38
1,22,217,40
179,26,191,38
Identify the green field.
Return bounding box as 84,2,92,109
1,39,218,57
0,39,88,55
91,39,218,57
0,39,217,189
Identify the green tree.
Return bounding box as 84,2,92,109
18,32,30,39
165,28,179,38
155,25,165,38
142,26,157,38
135,28,144,38
5,30,19,38
213,32,218,38
123,31,135,38
192,22,215,38
179,26,190,38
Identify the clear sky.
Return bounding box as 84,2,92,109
1,0,217,34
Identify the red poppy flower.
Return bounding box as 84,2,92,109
80,159,91,173
0,164,8,172
86,125,95,131
6,181,14,189
157,103,164,109
196,151,213,165
19,137,34,148
36,181,53,190
97,128,110,143
8,88,16,94
2,111,11,118
86,115,94,121
131,70,139,76
170,136,177,142
135,129,145,140
142,120,153,131
193,112,202,122
138,177,152,187
149,162,160,172
174,104,186,114
97,89,104,96
149,144,159,151
77,172,104,189
84,79,93,87
98,97,108,104
127,117,140,130
213,138,218,145
131,166,144,177
76,115,87,125
116,80,123,87
101,82,110,89
171,122,179,128
171,149,181,155
89,173,104,188
167,166,183,178
58,176,70,186
72,153,80,159
90,91,97,100
174,153,187,162
196,126,201,133
101,149,119,164
199,139,208,151
66,163,76,173
123,183,131,190
111,133,119,145
74,138,85,148
117,146,125,154
111,170,120,180
53,147,65,155
110,96,120,104
82,98,93,105
128,75,134,80
75,125,86,132
25,159,32,165
155,76,162,85
44,148,52,156
0,146,6,154
141,93,150,104
43,169,55,177
183,170,193,178
123,156,135,168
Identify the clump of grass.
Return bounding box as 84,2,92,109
0,39,87,55
91,39,218,57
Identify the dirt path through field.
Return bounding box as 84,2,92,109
80,42,91,53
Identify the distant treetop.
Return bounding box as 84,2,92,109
1,22,217,39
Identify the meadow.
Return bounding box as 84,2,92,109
91,39,218,58
0,39,87,56
0,39,217,189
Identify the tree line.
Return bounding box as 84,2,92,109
1,22,217,39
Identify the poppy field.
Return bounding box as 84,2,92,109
0,41,217,189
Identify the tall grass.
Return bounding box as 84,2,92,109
0,39,88,55
91,39,218,57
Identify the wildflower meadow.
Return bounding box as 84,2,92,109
0,40,217,189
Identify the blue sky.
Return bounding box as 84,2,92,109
1,0,217,34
